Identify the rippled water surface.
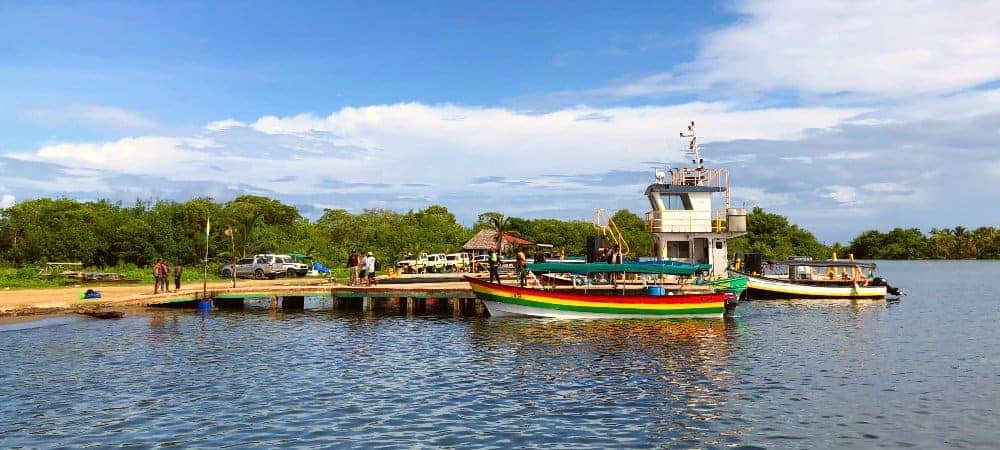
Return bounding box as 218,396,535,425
2,261,997,448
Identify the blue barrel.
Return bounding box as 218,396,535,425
646,286,666,296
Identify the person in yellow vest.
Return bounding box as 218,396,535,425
488,247,501,283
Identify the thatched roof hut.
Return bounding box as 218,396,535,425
462,230,534,255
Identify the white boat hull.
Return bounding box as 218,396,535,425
729,270,886,300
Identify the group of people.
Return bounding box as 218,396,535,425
600,245,624,287
346,250,378,286
485,246,536,287
152,258,182,294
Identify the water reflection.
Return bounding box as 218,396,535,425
467,318,745,446
2,262,997,449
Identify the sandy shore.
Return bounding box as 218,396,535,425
0,278,335,316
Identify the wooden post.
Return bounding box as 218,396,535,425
363,297,372,312
475,299,485,316
449,298,460,318
405,297,416,315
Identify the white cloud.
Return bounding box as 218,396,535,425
23,104,160,129
782,151,872,164
694,0,1000,96
5,100,865,211
0,193,14,208
825,185,857,203
861,182,909,193
20,136,201,174
242,102,865,181
585,1,1000,101
730,186,791,208
204,119,246,132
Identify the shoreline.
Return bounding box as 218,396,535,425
0,277,339,318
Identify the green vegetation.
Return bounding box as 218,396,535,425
848,226,1000,259
1,197,995,289
0,263,228,290
728,207,831,260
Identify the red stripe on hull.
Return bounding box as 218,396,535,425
465,276,724,305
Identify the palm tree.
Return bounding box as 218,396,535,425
478,212,510,254
952,226,975,258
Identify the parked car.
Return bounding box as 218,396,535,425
395,253,427,274
424,253,446,273
472,254,493,272
445,253,470,272
220,254,309,279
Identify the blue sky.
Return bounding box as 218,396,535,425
1,0,998,242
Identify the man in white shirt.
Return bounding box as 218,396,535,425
363,252,377,286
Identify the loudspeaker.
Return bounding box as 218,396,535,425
743,252,763,275
586,235,606,263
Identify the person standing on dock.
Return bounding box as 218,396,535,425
152,259,163,294
488,247,500,283
162,260,171,293
347,250,360,286
173,263,183,290
363,251,377,286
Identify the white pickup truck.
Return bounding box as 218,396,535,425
221,253,309,279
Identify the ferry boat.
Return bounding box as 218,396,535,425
467,122,748,319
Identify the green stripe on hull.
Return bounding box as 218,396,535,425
475,292,723,316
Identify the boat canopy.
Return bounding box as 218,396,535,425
526,261,710,275
774,260,877,269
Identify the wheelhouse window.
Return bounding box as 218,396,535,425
666,241,690,259
664,194,691,210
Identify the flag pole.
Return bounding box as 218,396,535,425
203,215,210,298
226,225,236,288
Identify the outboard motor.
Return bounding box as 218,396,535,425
869,277,904,297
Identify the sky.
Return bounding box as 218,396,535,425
0,0,998,243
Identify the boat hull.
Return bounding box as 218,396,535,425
729,271,886,300
466,276,726,319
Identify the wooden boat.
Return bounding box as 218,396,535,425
466,261,733,319
467,277,728,319
728,256,900,300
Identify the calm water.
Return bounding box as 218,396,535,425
1,261,997,449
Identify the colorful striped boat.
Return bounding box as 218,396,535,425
465,276,728,319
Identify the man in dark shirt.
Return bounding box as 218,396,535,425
347,250,360,286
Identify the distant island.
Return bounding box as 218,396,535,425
1,195,997,273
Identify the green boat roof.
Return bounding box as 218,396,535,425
526,262,710,275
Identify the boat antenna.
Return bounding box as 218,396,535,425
679,121,703,171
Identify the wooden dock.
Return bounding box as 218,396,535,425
147,282,482,315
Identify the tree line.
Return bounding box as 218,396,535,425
0,196,654,269
0,198,995,269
